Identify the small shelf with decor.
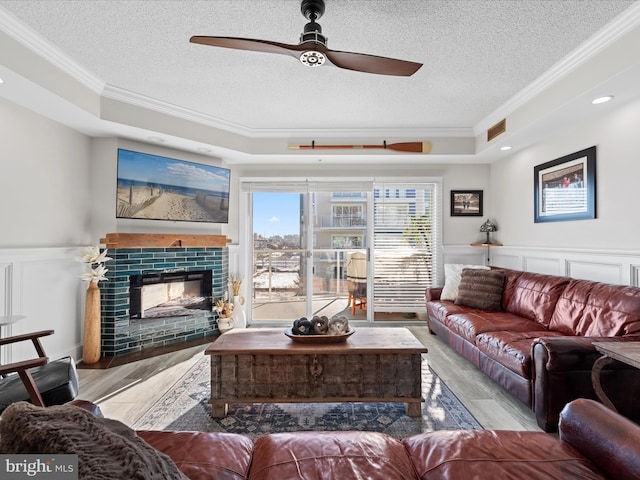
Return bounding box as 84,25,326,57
472,219,501,265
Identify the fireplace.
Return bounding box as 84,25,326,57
100,245,228,357
129,270,212,319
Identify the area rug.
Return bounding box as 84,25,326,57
133,355,482,438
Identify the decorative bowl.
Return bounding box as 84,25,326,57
284,328,355,344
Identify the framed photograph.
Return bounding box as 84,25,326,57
534,146,596,223
116,148,230,223
451,190,483,216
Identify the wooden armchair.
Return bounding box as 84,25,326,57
0,330,79,413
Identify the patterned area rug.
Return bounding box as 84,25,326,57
133,355,482,438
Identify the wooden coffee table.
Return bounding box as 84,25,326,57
592,341,640,411
205,327,427,417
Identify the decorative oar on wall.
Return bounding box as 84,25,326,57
289,141,432,153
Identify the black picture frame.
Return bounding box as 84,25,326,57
534,146,596,223
451,190,483,216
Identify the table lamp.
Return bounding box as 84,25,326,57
480,219,497,244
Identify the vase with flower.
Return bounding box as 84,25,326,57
77,246,111,364
229,275,246,329
214,295,234,333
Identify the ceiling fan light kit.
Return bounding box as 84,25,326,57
190,0,422,77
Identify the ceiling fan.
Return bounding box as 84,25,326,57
190,0,422,77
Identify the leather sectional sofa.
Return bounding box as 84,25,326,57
426,266,640,431
2,398,638,479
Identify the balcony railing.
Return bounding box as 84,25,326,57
316,216,366,228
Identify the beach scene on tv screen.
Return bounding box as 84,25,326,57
116,149,230,223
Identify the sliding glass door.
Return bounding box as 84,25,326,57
244,180,439,323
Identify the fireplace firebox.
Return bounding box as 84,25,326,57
129,270,213,319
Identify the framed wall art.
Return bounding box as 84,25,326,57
451,190,483,216
116,148,230,223
534,146,596,223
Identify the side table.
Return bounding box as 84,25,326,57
591,341,640,411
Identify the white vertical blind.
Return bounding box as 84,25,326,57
372,183,440,311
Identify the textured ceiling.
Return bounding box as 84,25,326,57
0,0,636,135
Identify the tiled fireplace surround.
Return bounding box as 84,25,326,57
101,247,228,356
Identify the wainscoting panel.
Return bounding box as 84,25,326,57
523,257,564,276
0,247,83,363
442,245,640,288
490,246,640,286
632,265,640,287
566,260,622,285
0,261,14,364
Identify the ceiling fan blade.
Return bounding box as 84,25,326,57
325,49,422,77
190,36,303,59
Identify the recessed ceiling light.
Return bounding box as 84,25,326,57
147,136,165,143
0,77,4,84
592,95,613,104
500,146,512,151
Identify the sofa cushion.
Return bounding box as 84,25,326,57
445,311,546,343
504,271,571,326
455,268,505,311
440,264,489,301
402,430,605,480
0,402,186,480
549,279,640,336
138,431,253,480
249,431,417,480
426,300,474,325
475,330,565,377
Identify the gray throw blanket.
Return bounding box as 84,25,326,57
0,402,186,480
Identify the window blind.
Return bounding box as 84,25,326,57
372,182,440,312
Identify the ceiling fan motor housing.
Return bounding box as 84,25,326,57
301,0,325,21
299,0,327,66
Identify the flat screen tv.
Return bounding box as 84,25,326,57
116,148,230,223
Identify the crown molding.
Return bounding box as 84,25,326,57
102,84,473,139
473,2,640,136
0,7,104,94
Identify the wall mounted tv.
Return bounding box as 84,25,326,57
116,149,230,223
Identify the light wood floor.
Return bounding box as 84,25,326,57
77,326,540,431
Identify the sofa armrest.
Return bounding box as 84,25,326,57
425,287,442,302
533,335,640,371
560,399,640,480
532,335,640,432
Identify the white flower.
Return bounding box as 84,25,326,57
77,246,112,265
77,246,111,283
81,264,109,283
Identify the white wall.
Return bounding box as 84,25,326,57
491,95,640,250
0,97,92,248
488,95,640,285
0,98,91,362
89,138,231,243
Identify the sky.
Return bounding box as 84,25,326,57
252,192,301,238
117,149,230,192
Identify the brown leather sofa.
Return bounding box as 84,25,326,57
134,399,639,479
2,398,639,478
426,266,640,432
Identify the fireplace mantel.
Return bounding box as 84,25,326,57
100,233,231,249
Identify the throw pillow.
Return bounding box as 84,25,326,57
440,264,490,301
455,268,505,311
0,402,187,480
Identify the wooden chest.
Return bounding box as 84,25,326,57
205,328,427,417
